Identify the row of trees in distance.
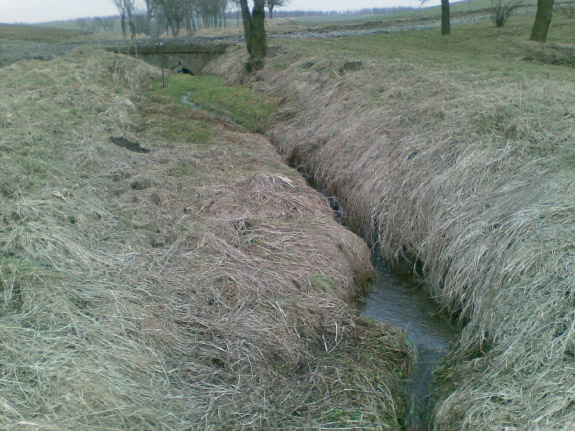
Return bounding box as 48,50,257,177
85,5,415,36
111,0,289,39
105,1,565,71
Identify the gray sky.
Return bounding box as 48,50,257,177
0,0,447,24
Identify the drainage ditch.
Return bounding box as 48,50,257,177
180,92,457,431
362,256,457,431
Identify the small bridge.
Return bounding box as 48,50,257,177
106,40,232,75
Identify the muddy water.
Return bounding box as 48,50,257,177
361,256,457,431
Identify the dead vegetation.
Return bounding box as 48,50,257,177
0,49,409,430
205,14,575,431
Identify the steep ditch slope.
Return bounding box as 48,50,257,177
0,49,409,429
207,17,575,430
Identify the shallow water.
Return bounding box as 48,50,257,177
179,93,455,429
361,256,457,431
181,92,235,122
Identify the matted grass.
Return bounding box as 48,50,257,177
205,8,575,431
0,49,410,430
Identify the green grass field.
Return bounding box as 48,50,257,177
156,74,278,133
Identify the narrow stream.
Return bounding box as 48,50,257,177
361,256,457,431
179,91,457,430
181,92,235,122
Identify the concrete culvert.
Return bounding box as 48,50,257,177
171,59,194,75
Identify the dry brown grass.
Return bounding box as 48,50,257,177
205,15,575,431
0,49,409,429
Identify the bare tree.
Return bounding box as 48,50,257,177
76,18,89,30
230,0,241,25
133,10,148,35
490,0,524,27
266,0,289,19
112,0,137,39
215,0,229,27
155,0,191,37
113,0,127,38
195,0,228,28
184,7,196,35
152,6,169,37
557,0,575,18
530,0,555,42
239,0,267,71
96,17,116,33
142,0,158,35
92,17,105,32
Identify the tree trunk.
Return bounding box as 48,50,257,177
191,11,197,32
120,13,127,39
125,8,136,40
240,0,267,71
441,0,451,35
239,0,253,55
269,5,274,19
530,0,555,42
168,18,180,37
185,12,192,36
250,0,267,66
128,20,137,39
144,0,154,35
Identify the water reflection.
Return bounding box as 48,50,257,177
361,257,457,431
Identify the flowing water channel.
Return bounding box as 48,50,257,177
361,256,457,431
179,93,457,430
181,92,235,121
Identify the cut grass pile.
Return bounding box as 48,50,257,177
0,49,409,429
206,10,575,431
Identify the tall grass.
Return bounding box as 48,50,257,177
205,10,575,431
0,48,409,429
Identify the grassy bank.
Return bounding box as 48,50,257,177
0,49,410,429
205,8,575,431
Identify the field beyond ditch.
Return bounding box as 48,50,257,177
203,8,575,431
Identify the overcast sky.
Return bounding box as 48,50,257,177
0,0,449,24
